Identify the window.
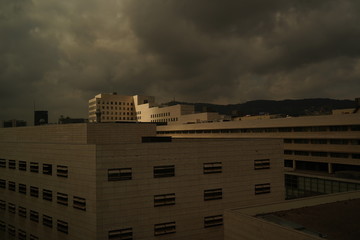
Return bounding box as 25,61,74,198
203,162,222,174
0,200,5,210
43,164,52,175
108,228,133,240
9,160,16,169
0,158,5,168
0,179,5,189
8,203,15,213
254,159,270,170
30,186,39,198
18,206,26,218
154,222,176,236
57,220,68,234
57,192,68,206
30,162,39,173
43,189,52,201
0,220,5,231
30,210,39,222
43,215,53,228
255,183,271,195
284,160,294,168
19,161,27,171
154,193,175,207
73,196,86,211
204,188,222,201
8,224,15,236
57,165,68,178
153,165,175,178
204,215,223,228
19,184,26,194
18,229,27,240
30,235,39,240
108,168,132,181
8,181,15,191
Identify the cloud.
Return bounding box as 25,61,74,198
1,0,360,124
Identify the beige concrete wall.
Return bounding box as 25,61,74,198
95,138,284,240
0,135,97,240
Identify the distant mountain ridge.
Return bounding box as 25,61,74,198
164,98,356,117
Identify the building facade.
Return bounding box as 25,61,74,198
88,93,226,124
157,112,360,199
0,123,284,240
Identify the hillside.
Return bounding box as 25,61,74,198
165,98,356,117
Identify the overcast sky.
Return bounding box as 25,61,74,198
1,0,360,124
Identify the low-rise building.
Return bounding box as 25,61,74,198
0,123,284,240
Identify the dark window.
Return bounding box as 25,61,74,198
18,229,26,240
57,165,68,178
30,210,39,222
204,215,223,228
73,196,86,211
0,220,5,231
30,162,39,173
19,161,27,171
8,224,15,236
204,188,222,201
0,200,5,210
154,222,176,236
350,125,360,131
329,126,348,131
0,159,5,168
108,168,132,181
294,139,309,144
203,162,222,174
154,165,175,178
311,139,327,144
254,159,270,170
330,152,349,158
294,151,309,156
43,215,53,228
18,206,26,218
284,150,293,155
284,160,293,168
154,193,175,207
8,181,15,191
30,234,39,240
330,139,349,145
30,186,39,198
43,189,52,201
311,152,328,157
43,164,52,175
8,203,15,214
57,220,68,234
57,192,68,206
9,160,16,169
352,154,360,159
19,184,26,195
255,183,271,195
0,179,5,188
108,228,133,240
283,139,292,143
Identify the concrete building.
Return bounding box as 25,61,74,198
224,191,360,240
88,93,226,124
157,111,360,199
0,123,284,240
2,120,27,128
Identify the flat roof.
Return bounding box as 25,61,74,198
265,198,360,240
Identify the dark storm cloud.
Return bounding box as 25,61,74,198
1,0,360,123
